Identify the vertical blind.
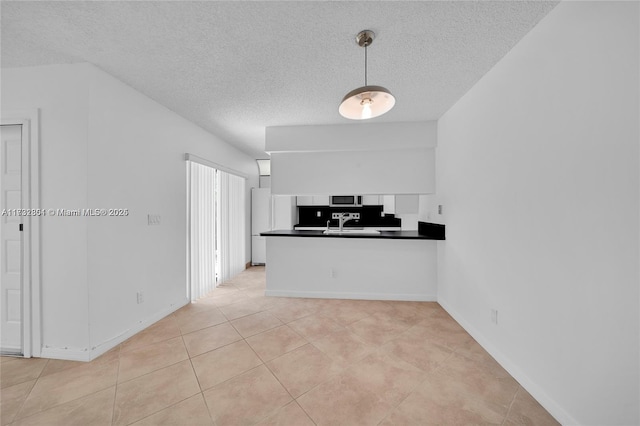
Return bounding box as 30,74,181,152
188,158,246,301
188,161,217,301
217,171,246,283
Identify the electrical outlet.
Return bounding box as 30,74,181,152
438,205,443,215
329,268,335,278
137,291,144,304
316,211,322,217
491,309,498,324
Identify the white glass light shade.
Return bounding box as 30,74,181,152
339,85,395,120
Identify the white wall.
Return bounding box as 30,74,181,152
436,2,638,425
1,63,258,358
267,122,436,195
2,65,92,352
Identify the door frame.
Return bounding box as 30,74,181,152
1,110,41,358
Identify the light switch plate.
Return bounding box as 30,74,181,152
148,214,161,225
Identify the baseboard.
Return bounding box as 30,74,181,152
39,346,92,362
265,289,437,302
40,299,190,362
437,297,577,425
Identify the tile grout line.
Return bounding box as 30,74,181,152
258,348,316,424
6,368,40,425
110,344,121,425
502,385,521,425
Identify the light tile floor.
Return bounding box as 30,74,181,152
0,266,559,425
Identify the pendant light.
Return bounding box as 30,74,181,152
339,30,395,120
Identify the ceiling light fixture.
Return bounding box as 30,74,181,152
339,30,395,120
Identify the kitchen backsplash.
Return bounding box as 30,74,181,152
297,205,401,228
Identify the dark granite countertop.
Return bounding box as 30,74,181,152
260,229,443,240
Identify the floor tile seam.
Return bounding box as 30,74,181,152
241,335,268,368
186,334,245,360
35,359,50,381
288,400,319,426
294,392,318,426
382,365,433,416
271,310,323,326
110,344,123,425
379,346,450,376
244,332,309,364
179,319,231,337
247,398,295,426
183,335,209,395
15,380,118,423
232,320,283,339
197,387,218,426
0,374,34,391
444,350,510,381
426,369,517,416
120,333,183,354
218,306,269,323
260,355,307,402
501,384,521,425
430,350,457,376
285,364,345,402
115,356,190,387
0,360,48,390
118,391,202,426
306,340,365,369
181,320,235,341
4,375,39,425
196,359,265,395
121,390,203,426
130,341,214,425
191,337,266,393
118,336,190,364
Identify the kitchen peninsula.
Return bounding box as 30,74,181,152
261,223,444,301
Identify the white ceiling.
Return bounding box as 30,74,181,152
1,1,558,159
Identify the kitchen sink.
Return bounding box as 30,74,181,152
323,229,381,235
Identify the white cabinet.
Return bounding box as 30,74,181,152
296,196,312,206
296,196,330,206
272,195,295,230
313,195,330,205
383,195,395,214
362,195,381,205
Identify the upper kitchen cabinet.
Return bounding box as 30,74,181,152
266,122,436,195
296,195,330,206
362,195,381,205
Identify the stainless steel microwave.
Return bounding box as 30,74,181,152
330,195,362,207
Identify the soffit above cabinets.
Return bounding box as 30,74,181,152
266,122,437,154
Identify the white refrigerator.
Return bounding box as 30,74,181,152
251,188,295,265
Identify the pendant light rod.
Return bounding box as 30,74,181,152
364,44,368,86
356,30,374,87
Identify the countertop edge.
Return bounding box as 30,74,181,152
260,230,444,240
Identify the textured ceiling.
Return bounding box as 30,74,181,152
1,1,558,159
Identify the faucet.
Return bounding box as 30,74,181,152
329,212,361,231
338,212,355,231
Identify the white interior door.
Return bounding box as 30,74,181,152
1,124,23,354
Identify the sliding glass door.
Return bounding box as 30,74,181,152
187,157,246,301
